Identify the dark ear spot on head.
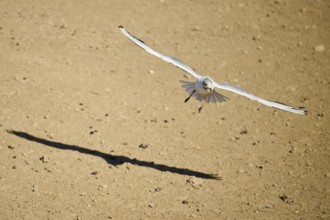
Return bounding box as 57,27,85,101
203,78,211,85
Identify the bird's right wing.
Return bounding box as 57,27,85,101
215,82,307,115
119,25,202,79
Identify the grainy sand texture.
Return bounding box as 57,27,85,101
0,0,329,219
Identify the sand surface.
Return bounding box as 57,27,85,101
1,0,329,219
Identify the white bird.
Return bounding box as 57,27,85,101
119,25,307,115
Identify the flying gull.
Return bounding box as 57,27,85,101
119,25,306,115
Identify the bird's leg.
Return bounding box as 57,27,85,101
184,90,195,103
198,97,207,113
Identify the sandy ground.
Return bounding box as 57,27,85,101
1,0,329,219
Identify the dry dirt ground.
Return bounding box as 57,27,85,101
0,0,329,219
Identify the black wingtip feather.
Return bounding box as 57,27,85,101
297,107,308,115
137,38,145,44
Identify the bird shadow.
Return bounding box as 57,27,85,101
7,130,220,180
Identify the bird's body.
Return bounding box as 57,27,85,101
119,25,307,115
196,77,214,96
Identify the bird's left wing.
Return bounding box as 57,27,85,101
119,25,202,79
214,82,307,115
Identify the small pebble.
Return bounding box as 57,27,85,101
98,184,107,190
257,165,264,169
230,136,240,141
279,194,288,201
138,144,148,149
314,45,325,52
192,26,200,31
148,69,155,74
186,177,204,189
279,194,294,204
240,129,248,135
90,130,97,135
39,155,49,163
265,204,273,209
238,168,245,174
189,214,197,218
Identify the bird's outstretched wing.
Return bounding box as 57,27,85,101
214,82,307,115
119,25,202,79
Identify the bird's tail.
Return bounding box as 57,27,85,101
205,90,229,103
180,80,195,94
179,80,229,103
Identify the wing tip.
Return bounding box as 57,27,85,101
119,25,146,44
297,107,308,115
274,102,308,115
290,106,307,115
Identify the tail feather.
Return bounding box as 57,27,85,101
194,93,205,102
180,80,229,103
180,80,195,94
205,92,229,103
214,90,229,102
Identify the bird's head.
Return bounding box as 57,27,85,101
202,78,213,91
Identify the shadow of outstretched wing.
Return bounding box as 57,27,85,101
7,130,220,180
